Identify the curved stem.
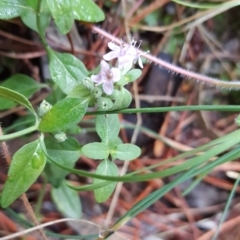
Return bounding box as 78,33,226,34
0,125,38,141
89,24,240,90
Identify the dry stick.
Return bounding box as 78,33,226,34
0,218,101,240
0,127,48,240
89,24,240,90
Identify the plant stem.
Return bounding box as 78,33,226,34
89,24,240,90
0,125,37,141
0,127,48,240
86,105,240,116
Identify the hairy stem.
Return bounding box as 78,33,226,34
89,24,240,90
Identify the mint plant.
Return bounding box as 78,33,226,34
0,0,142,209
1,0,240,239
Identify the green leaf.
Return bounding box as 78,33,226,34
110,88,132,110
38,97,88,133
73,0,105,22
0,74,44,110
44,136,81,187
21,0,50,33
68,83,92,99
45,0,74,34
1,139,46,208
51,180,82,218
81,142,109,160
94,159,118,203
0,0,29,19
111,143,141,161
48,49,89,94
0,86,36,115
125,69,142,83
96,114,120,144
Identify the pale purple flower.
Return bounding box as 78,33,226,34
91,60,121,95
103,40,143,69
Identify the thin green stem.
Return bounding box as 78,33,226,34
36,0,48,47
0,125,38,141
86,105,240,115
211,174,240,240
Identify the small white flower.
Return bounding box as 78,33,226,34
91,60,121,95
103,40,143,69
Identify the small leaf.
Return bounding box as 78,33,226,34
96,114,120,144
44,136,81,187
73,0,105,22
0,0,29,19
45,0,74,34
0,86,36,115
38,97,88,133
94,159,118,203
125,69,142,83
82,142,109,160
1,139,46,208
51,180,82,218
48,49,88,94
110,87,132,110
111,143,141,161
0,74,44,110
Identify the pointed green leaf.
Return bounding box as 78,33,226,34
1,139,46,208
48,49,88,94
73,0,104,22
45,0,74,34
0,86,35,115
38,97,88,132
51,181,82,218
96,114,120,144
0,0,29,19
82,142,109,160
94,159,118,203
0,74,45,110
44,136,81,187
111,143,141,161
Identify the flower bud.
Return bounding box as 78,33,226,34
97,97,113,110
92,87,102,99
38,100,52,117
54,131,67,142
82,78,94,90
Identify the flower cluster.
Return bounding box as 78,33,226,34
91,39,143,95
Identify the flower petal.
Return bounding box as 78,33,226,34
108,42,120,51
118,54,134,69
91,74,103,84
138,57,143,68
103,50,120,61
103,81,114,95
100,60,110,71
110,68,121,82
